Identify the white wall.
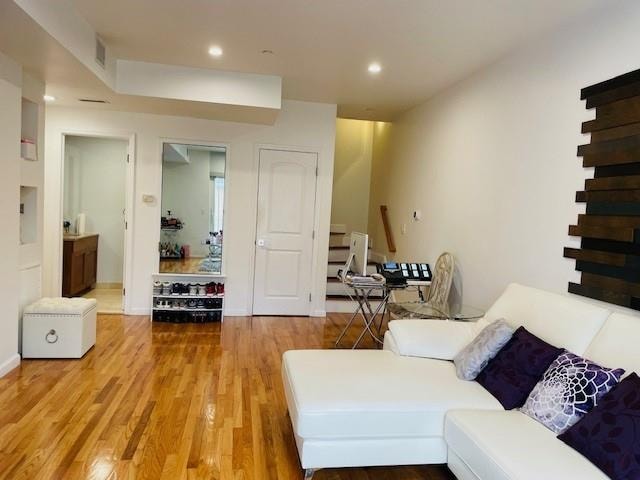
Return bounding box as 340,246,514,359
331,118,373,234
64,135,127,284
44,100,337,316
0,53,22,376
368,1,640,311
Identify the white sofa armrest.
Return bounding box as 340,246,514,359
384,319,488,360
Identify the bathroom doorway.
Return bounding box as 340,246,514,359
61,135,131,314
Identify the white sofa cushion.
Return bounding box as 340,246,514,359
282,350,502,439
445,410,609,480
484,283,610,355
387,319,488,360
585,312,640,377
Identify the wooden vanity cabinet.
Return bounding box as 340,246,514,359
62,234,99,296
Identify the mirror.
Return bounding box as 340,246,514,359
159,142,225,274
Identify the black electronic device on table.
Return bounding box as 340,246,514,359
378,261,432,282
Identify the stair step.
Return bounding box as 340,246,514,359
326,282,384,297
327,263,378,278
330,224,347,234
328,261,377,265
326,295,354,300
329,245,372,250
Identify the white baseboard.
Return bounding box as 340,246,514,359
126,307,151,316
0,354,21,378
224,308,250,317
311,309,326,317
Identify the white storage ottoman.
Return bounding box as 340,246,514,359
22,297,97,358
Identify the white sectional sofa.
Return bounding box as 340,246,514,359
282,283,640,479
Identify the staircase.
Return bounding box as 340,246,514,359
326,225,383,313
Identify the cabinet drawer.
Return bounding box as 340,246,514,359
70,235,98,253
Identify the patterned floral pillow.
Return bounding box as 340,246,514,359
520,351,624,434
558,373,640,480
454,319,515,380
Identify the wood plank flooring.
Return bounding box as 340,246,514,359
0,314,455,480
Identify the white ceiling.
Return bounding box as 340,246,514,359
0,0,611,121
69,0,609,120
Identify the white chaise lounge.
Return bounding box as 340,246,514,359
282,283,639,479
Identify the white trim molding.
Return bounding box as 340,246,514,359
0,354,20,378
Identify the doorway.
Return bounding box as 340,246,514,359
62,135,130,314
252,148,318,316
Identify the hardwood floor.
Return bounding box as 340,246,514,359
0,314,455,480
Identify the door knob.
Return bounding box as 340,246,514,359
257,239,266,247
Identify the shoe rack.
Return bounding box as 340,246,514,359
151,273,225,323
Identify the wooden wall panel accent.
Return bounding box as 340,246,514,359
586,175,640,191
568,68,640,310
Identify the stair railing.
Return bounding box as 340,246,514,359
379,205,397,253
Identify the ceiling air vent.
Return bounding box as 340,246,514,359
78,98,109,104
95,36,106,68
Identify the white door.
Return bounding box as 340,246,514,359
253,149,318,316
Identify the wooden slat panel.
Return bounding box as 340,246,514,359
577,134,640,156
597,95,640,118
582,147,640,167
581,68,640,100
582,97,640,133
577,214,640,228
586,84,640,109
563,247,626,267
568,224,635,242
591,122,640,143
568,282,638,310
582,237,640,256
581,272,640,297
586,202,640,216
576,189,640,203
572,70,640,310
585,175,640,191
575,260,640,282
594,162,640,178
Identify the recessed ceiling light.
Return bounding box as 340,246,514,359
208,45,223,57
368,62,382,74
43,94,56,102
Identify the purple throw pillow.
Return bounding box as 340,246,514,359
476,326,563,409
558,373,640,480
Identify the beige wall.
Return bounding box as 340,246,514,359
331,118,373,234
368,121,393,252
367,2,640,311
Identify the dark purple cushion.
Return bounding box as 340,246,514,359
558,373,640,480
476,326,562,409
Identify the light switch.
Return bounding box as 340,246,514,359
401,223,407,235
